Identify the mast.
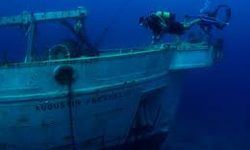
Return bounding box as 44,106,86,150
0,7,87,63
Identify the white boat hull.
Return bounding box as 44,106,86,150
0,43,214,149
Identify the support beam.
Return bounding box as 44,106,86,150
0,7,87,63
0,7,87,27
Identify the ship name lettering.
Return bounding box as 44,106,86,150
36,100,81,112
91,90,127,104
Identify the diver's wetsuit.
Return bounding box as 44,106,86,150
144,14,165,37
165,22,185,35
142,12,185,39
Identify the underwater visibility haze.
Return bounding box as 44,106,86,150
0,0,249,150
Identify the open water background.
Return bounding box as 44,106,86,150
0,0,249,149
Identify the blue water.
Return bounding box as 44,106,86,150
0,0,249,149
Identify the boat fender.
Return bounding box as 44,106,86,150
54,65,75,85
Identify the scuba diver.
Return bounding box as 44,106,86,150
139,11,195,43
139,4,231,43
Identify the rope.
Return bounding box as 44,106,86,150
67,82,77,150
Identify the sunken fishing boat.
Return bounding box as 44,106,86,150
0,7,223,150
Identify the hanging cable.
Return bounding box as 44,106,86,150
54,66,76,150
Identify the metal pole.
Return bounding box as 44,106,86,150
25,21,36,63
